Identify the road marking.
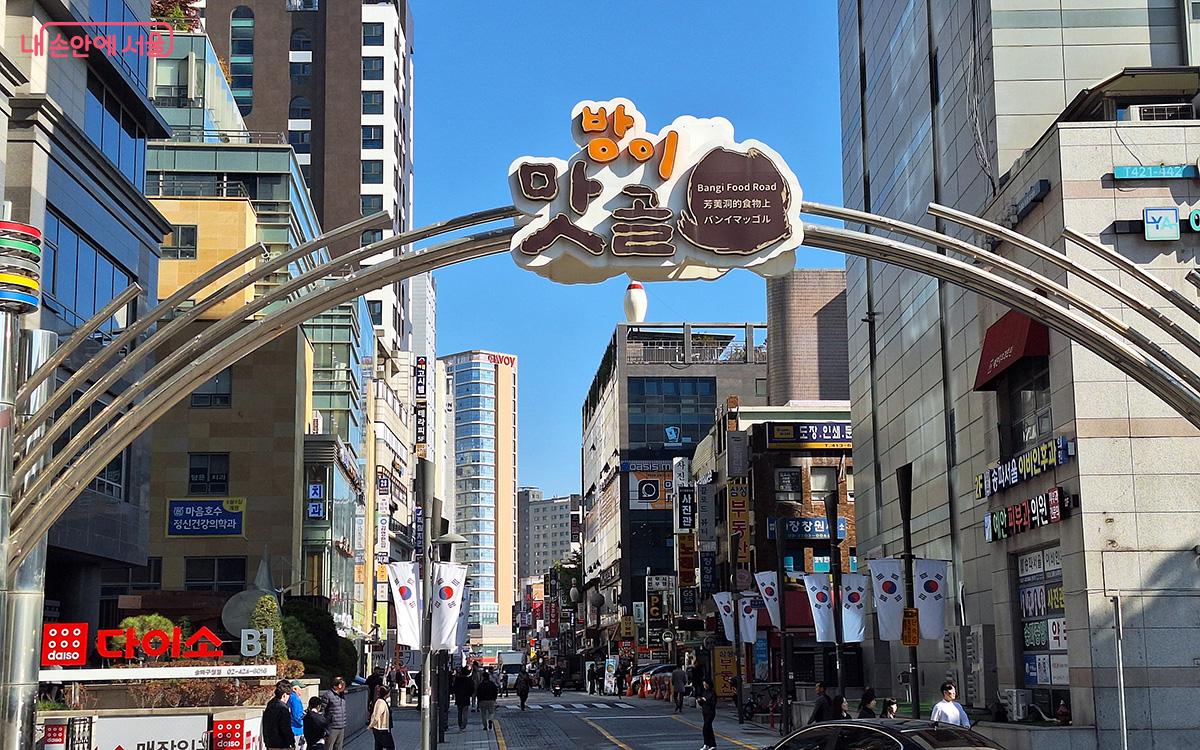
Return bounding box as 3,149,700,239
550,703,565,709
615,702,635,709
592,703,611,709
582,716,634,750
571,703,589,708
495,720,508,750
671,714,758,750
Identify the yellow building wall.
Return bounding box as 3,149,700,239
151,197,259,319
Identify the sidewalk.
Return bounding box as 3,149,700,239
668,710,781,750
344,705,499,750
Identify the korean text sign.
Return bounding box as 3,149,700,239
166,498,245,537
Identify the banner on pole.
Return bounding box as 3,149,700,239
713,592,736,643
914,558,949,640
754,571,781,629
802,574,836,643
840,573,868,643
430,562,468,650
387,561,422,649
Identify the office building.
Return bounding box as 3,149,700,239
6,1,171,630
765,269,849,405
518,488,581,580
840,3,1200,745
579,323,766,654
443,350,519,658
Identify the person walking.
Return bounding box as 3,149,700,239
470,661,483,711
453,667,476,731
288,682,305,750
858,695,878,718
500,671,510,697
366,667,385,713
369,686,395,750
831,695,852,720
264,680,296,750
515,669,531,710
697,677,718,750
320,677,348,750
689,663,705,707
807,681,834,724
670,663,688,713
303,696,330,750
930,681,970,727
880,698,899,719
477,671,499,730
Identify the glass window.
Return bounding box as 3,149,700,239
185,556,246,592
288,129,311,154
191,368,232,408
906,728,1003,748
834,727,900,750
230,7,254,114
367,300,382,326
162,224,197,259
85,73,104,145
361,160,384,184
362,57,384,80
777,728,838,750
362,91,384,114
289,61,312,80
361,195,383,215
810,467,837,506
361,229,383,245
289,96,312,119
1003,359,1051,455
362,22,384,46
289,29,312,51
188,453,229,495
362,125,384,149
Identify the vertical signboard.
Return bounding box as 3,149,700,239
675,533,698,587
674,486,696,533
713,646,737,697
726,431,749,478
1017,546,1066,687
728,478,750,564
697,483,716,547
412,504,425,560
414,355,428,401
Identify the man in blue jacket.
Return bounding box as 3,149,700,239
288,681,305,749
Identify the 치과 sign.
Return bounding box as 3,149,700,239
509,98,803,283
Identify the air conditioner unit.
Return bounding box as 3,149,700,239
1002,688,1032,721
1126,103,1194,122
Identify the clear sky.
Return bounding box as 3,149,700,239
413,1,844,497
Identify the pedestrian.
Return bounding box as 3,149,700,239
880,698,899,719
369,686,395,750
615,663,628,696
264,680,296,750
858,687,877,719
515,669,531,710
366,666,385,712
453,667,475,731
670,662,688,713
831,695,852,720
470,661,483,710
697,677,718,750
807,681,833,724
689,663,704,707
303,696,330,750
477,670,499,730
500,671,510,697
319,677,348,750
930,681,970,727
288,681,306,750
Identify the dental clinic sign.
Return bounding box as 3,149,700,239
509,99,802,283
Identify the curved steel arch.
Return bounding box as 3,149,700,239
11,204,1200,568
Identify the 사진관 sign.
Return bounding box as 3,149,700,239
509,99,803,283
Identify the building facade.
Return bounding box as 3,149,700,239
443,349,518,658
766,268,849,405
840,3,1200,747
517,488,580,580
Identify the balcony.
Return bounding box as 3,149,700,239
626,340,767,365
145,176,250,199
163,126,286,145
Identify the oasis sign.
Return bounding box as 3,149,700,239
509,98,802,284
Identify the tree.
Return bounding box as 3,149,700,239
249,595,288,661
283,599,361,686
283,615,319,666
151,0,199,30
111,614,176,660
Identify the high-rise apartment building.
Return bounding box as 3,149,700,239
517,488,580,580
840,3,1200,743
442,350,518,659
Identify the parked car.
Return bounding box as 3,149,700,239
625,663,660,693
637,664,676,693
762,719,1007,750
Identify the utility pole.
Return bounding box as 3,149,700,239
897,464,920,718
417,459,435,750
730,532,744,725
775,520,790,735
823,490,845,696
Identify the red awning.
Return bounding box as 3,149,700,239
973,310,1049,391
783,588,814,629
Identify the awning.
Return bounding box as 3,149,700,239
973,310,1049,391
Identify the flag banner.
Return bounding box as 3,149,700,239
802,573,836,643
754,571,781,629
738,596,757,644
840,573,868,643
868,558,906,641
713,592,736,643
914,558,950,641
456,584,472,648
430,562,467,650
387,561,421,649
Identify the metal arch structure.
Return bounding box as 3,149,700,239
5,197,1200,746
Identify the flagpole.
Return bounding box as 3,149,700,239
823,490,845,696
775,523,790,736
729,532,744,725
417,458,435,750
897,464,920,719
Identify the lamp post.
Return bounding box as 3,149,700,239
822,489,845,696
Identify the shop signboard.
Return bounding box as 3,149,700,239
713,646,738,698
679,586,698,614
728,478,750,563
696,482,717,547
699,550,718,593
675,486,696,533
93,714,209,750
1018,545,1066,688
414,355,428,401
984,487,1074,543
625,460,674,510
676,534,698,587
975,436,1072,500
166,498,245,537
765,421,853,450
767,516,848,540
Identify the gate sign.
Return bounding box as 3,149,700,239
509,98,803,284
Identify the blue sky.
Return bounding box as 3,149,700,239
414,1,844,496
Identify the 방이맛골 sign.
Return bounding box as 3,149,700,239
509,98,803,283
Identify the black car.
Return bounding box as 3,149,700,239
763,719,1007,750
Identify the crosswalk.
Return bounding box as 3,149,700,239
503,702,637,711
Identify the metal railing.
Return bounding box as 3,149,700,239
162,126,285,145
625,341,767,365
145,177,251,199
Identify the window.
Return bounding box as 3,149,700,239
288,129,311,154
191,368,232,408
162,224,198,259
362,22,384,46
42,208,135,330
834,727,901,750
777,728,838,750
810,467,837,507
1002,359,1051,455
188,453,229,495
289,29,312,51
362,125,384,150
230,7,254,114
367,300,382,326
906,728,1004,749
362,57,384,80
289,96,312,119
361,160,384,184
361,229,383,245
362,91,384,114
84,71,147,190
286,0,318,9
361,195,383,215
289,61,312,80
185,557,246,592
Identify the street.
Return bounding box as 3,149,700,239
374,689,779,750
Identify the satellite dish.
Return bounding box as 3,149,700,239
222,588,275,636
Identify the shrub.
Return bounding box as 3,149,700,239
111,614,176,660
248,596,288,661
283,616,318,667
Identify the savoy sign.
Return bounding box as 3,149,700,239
509,98,803,283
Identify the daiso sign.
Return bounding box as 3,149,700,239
41,623,225,667
486,353,516,366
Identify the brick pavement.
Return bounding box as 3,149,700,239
343,705,498,750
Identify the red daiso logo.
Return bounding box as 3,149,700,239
40,623,224,667
20,22,175,60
